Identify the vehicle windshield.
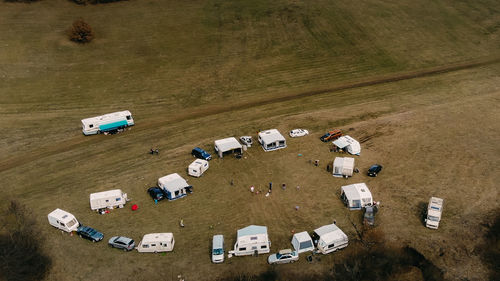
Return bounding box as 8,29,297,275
428,215,440,222
213,249,223,255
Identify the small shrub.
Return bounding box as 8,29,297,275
68,18,94,43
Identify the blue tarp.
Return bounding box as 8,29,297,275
99,120,128,131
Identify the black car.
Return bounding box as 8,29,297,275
192,147,212,161
148,187,166,201
77,226,104,243
367,164,383,177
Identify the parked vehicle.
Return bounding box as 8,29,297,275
81,110,134,135
137,233,175,253
212,234,225,263
239,136,253,147
320,129,342,142
77,226,104,243
188,159,209,177
311,223,348,254
363,205,378,226
267,249,299,264
367,164,383,177
147,187,166,201
108,236,135,251
47,208,80,233
192,147,212,161
89,189,128,211
289,129,309,138
229,225,271,256
425,197,444,229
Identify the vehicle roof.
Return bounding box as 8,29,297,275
189,159,208,169
158,173,189,192
212,234,224,248
142,233,173,242
48,208,76,223
258,129,286,144
333,157,355,168
237,225,268,237
278,249,293,255
341,183,372,201
292,231,313,242
81,110,132,124
89,189,123,200
314,224,347,245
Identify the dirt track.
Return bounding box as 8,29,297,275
1,56,499,173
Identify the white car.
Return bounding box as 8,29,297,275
267,249,299,264
289,129,309,138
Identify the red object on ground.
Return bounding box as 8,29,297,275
131,204,138,211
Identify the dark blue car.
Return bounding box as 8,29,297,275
192,147,212,161
77,226,104,243
368,164,383,177
148,187,166,201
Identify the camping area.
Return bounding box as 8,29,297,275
0,0,499,280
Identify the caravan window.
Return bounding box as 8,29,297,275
89,124,94,128
238,247,246,251
175,191,180,196
151,244,156,247
261,245,267,249
142,244,149,248
279,140,285,146
115,198,121,201
126,115,131,120
250,236,258,241
328,243,336,249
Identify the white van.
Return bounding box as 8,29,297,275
212,234,224,263
47,209,80,233
137,233,175,253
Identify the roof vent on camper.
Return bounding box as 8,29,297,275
62,215,68,219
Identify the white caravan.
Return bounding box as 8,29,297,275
47,209,80,232
258,129,286,152
188,159,209,177
214,137,243,158
230,225,271,256
333,157,355,177
291,231,315,254
81,110,134,135
158,173,191,200
312,223,349,254
332,135,361,155
89,189,128,211
340,183,373,210
425,197,444,229
137,233,175,253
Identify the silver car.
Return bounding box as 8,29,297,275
267,249,299,264
108,236,135,251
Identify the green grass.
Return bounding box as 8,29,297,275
0,0,500,280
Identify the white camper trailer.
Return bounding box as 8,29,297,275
158,173,192,200
89,189,128,211
188,159,209,177
333,157,355,177
341,183,373,210
137,233,175,253
312,224,349,254
258,129,287,151
47,209,80,233
425,197,444,229
332,135,361,155
291,231,315,254
230,225,271,256
81,110,134,135
214,137,243,158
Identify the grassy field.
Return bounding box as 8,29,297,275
0,0,499,280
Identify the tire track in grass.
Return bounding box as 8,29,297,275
0,56,499,173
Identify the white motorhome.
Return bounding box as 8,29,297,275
214,137,243,158
258,129,286,152
332,135,361,155
340,183,373,210
425,197,444,229
312,223,349,254
47,209,80,233
89,189,128,211
158,173,192,200
333,157,355,177
81,110,134,135
229,225,271,256
188,159,209,177
137,233,175,253
291,231,315,254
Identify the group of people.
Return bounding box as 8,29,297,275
247,182,300,196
